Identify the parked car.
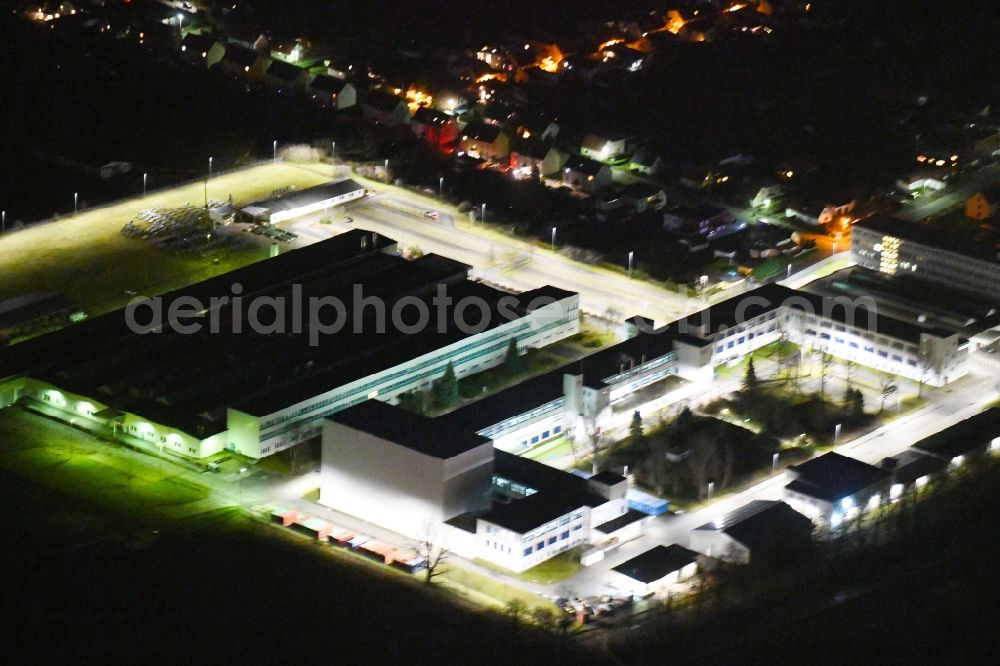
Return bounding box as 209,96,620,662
423,210,439,220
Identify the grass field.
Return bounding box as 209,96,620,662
0,409,213,522
0,162,331,318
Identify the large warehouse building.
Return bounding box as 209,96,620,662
0,229,580,459
240,178,367,225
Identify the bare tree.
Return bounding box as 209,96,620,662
414,522,450,584
816,351,833,397
583,414,604,474
845,360,857,388
878,374,897,414
917,349,934,398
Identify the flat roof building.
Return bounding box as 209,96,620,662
610,544,699,597
910,407,1000,468
851,214,1000,301
0,230,580,460
784,452,891,530
320,400,494,540
240,179,366,225
690,500,813,564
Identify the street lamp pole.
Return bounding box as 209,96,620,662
628,250,634,278
143,172,148,197
239,466,248,507
74,192,79,216
208,156,213,180
273,140,278,163
551,226,556,251
1,210,5,233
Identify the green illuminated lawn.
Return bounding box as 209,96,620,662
0,162,330,319
522,436,573,463
0,409,211,521
438,565,549,610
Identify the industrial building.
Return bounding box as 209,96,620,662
851,214,1000,301
609,545,699,597
783,452,891,530
690,500,814,564
0,229,580,460
317,399,641,572
320,400,494,540
240,178,367,225
441,282,969,461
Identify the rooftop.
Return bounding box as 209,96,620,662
785,452,890,503
327,400,491,459
612,544,698,584
911,407,1000,461
461,121,504,143
480,450,607,534
244,179,366,216
2,230,575,438
694,500,813,552
854,215,999,265
438,371,565,434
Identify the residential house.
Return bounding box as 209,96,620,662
620,183,667,212
629,147,664,176
690,500,813,564
411,107,459,147
562,156,613,193
751,182,785,209
362,91,411,126
596,43,647,72
309,74,357,110
179,33,216,67
216,45,268,83
581,133,629,163
263,59,309,94
663,205,740,237
896,170,948,194
966,185,1000,221
458,122,510,160
783,452,891,531
508,137,566,178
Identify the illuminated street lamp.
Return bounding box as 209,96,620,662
239,466,248,506
176,13,184,31
481,203,486,224
331,140,336,165
772,452,779,473
273,139,278,162
74,192,79,216
551,226,556,251
208,156,213,179
439,176,444,197
384,158,389,184
628,250,634,278
1,210,5,233
143,172,148,197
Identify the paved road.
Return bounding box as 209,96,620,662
896,163,1000,221
565,371,997,597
